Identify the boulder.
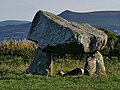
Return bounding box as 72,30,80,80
27,10,107,53
27,10,107,76
26,48,51,75
84,51,106,77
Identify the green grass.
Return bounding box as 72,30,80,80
0,74,120,90
0,59,120,90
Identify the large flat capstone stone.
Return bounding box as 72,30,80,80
27,10,107,53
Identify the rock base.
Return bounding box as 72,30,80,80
26,49,106,77
26,48,52,75
84,51,106,77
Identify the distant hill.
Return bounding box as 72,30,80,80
0,21,31,42
59,10,120,34
0,20,30,26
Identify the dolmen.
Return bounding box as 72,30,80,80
26,10,108,77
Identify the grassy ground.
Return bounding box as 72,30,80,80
0,74,120,90
0,59,120,90
0,40,120,90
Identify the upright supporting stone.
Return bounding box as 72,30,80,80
26,48,51,75
84,51,106,77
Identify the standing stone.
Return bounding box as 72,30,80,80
84,51,106,77
26,48,51,75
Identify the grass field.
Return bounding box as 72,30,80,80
1,74,120,90
0,40,120,90
0,59,120,90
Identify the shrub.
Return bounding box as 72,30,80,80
0,39,37,65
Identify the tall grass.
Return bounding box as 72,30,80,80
0,40,37,71
0,39,37,56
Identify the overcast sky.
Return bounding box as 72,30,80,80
0,0,120,21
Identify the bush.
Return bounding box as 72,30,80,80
98,27,120,61
0,40,37,66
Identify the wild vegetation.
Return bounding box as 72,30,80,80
98,28,120,60
0,28,120,90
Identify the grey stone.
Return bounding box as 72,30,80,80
84,51,106,77
27,10,108,76
26,48,51,75
27,10,107,53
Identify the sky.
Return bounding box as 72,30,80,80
0,0,120,21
